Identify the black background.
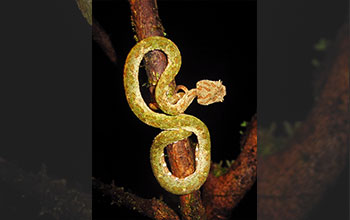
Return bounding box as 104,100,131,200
93,0,256,219
0,0,91,219
258,0,348,125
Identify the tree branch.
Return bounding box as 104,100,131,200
203,115,257,220
92,178,180,220
128,0,206,219
92,18,117,65
75,0,117,64
93,1,257,219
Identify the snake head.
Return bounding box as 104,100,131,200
196,80,226,105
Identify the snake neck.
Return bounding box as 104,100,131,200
155,87,198,115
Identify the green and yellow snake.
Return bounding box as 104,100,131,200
123,36,226,195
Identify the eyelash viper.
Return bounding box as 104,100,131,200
123,36,226,195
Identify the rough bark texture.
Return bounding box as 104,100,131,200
92,178,179,220
203,116,257,220
258,23,349,220
128,0,206,219
167,140,207,220
129,0,175,99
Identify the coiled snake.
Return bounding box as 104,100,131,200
123,36,226,195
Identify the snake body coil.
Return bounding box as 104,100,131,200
123,36,221,195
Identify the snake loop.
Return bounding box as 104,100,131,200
123,36,225,195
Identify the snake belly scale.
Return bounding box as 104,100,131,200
123,36,224,195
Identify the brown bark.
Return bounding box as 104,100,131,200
129,0,175,98
258,23,349,219
92,178,179,220
128,0,206,219
92,18,117,65
203,116,257,220
167,140,207,220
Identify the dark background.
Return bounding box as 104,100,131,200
258,0,348,125
93,0,256,219
258,0,348,220
0,0,91,219
257,0,349,220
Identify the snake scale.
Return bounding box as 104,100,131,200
123,36,226,195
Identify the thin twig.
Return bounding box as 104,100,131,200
92,178,180,220
92,18,117,65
